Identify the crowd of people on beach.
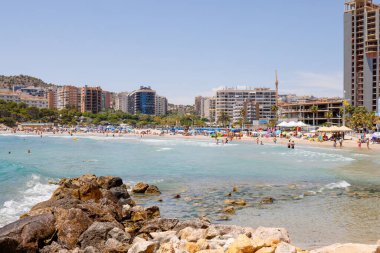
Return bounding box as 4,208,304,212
1,123,379,151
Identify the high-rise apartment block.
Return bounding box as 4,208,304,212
128,86,156,115
57,86,80,110
114,92,129,113
80,86,102,113
155,95,168,116
215,87,276,124
344,0,380,112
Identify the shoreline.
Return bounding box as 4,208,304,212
1,129,379,152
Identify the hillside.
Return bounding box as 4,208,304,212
0,75,55,89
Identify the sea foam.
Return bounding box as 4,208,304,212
0,174,57,227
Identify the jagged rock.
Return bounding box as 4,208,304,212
212,225,254,239
78,222,119,250
275,242,296,253
0,213,56,253
255,247,275,253
132,182,149,193
40,241,69,253
310,243,380,253
150,231,177,244
174,218,210,231
156,242,176,253
55,208,92,249
130,206,147,222
97,176,123,189
145,185,161,195
78,200,121,223
224,199,246,206
232,186,239,192
223,206,236,215
29,198,81,216
104,238,130,253
197,238,210,250
252,227,290,244
225,234,256,253
260,197,275,204
138,218,180,233
173,194,181,199
83,246,100,253
110,186,130,199
177,227,205,242
205,225,219,239
107,227,131,244
185,241,200,253
128,239,157,253
145,206,160,220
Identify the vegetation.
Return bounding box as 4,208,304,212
0,99,209,128
344,106,378,130
217,112,230,127
0,75,55,89
310,105,319,126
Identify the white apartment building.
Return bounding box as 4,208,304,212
155,95,168,116
215,87,276,124
114,92,129,113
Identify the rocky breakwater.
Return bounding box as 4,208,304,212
0,174,379,253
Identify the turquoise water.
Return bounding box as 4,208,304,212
0,134,379,248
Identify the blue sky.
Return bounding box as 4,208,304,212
1,0,345,104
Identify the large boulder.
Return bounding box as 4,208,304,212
225,234,256,253
128,238,157,253
54,208,92,249
110,186,130,200
96,176,123,189
132,182,149,193
310,243,380,253
145,185,161,195
252,227,290,244
78,222,121,250
275,242,296,253
0,213,56,253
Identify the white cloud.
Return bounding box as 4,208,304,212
280,71,343,97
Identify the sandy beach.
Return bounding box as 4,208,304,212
1,129,379,152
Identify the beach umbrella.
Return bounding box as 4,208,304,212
277,121,289,127
372,132,380,139
317,126,329,132
339,126,352,132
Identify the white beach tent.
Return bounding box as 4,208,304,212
296,121,308,127
277,121,290,127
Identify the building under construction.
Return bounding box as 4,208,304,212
344,0,380,112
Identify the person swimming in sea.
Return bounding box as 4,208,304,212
287,140,291,149
260,141,264,145
291,141,295,149
28,149,31,154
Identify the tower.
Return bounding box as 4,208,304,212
275,70,279,107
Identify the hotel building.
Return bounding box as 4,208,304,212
215,87,276,124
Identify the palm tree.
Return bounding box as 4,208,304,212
239,107,247,128
324,110,333,125
310,105,319,126
218,112,230,127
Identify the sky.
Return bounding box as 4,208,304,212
0,0,345,104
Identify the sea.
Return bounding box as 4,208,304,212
0,134,379,248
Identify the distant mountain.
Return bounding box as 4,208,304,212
0,75,56,89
